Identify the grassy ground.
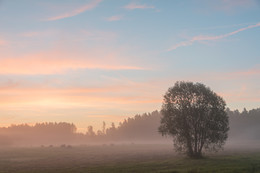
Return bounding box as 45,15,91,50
0,144,260,173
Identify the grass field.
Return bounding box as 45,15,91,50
0,144,260,173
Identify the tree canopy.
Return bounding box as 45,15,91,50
159,81,229,158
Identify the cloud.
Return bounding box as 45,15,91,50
227,65,260,77
0,80,20,90
106,15,123,21
20,30,55,37
0,80,161,109
218,85,260,104
168,22,260,51
0,51,145,75
124,2,154,10
197,0,257,14
0,91,161,106
182,64,260,83
204,65,260,81
46,0,102,21
1,28,145,75
218,0,256,11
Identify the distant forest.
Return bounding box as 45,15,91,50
0,108,260,146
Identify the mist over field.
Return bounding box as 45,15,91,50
1,0,260,172
0,108,260,172
0,108,260,148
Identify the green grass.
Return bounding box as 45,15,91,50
0,144,260,173
83,153,260,173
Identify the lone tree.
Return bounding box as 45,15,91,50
159,81,229,158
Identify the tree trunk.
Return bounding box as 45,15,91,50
186,137,194,157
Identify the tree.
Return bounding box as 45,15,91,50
86,126,95,137
159,81,229,158
102,121,106,134
241,108,248,116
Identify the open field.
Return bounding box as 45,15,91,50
0,144,260,173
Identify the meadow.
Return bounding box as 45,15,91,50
0,143,260,173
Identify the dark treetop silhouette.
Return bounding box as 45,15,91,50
159,81,229,158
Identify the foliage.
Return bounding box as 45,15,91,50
159,81,229,158
105,111,161,140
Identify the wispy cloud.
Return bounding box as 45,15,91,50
0,79,161,109
106,15,123,21
0,80,20,90
46,0,102,21
218,0,256,11
124,2,154,10
212,65,260,81
228,65,260,77
182,64,260,82
20,30,56,38
0,89,161,106
218,85,260,104
0,51,145,75
168,22,260,51
197,0,257,14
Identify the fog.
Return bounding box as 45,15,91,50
0,111,168,147
0,108,260,149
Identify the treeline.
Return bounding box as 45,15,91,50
102,110,162,141
84,111,163,143
93,108,260,143
0,111,164,146
0,108,260,146
227,108,260,141
0,122,77,146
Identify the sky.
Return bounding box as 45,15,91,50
0,0,260,132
